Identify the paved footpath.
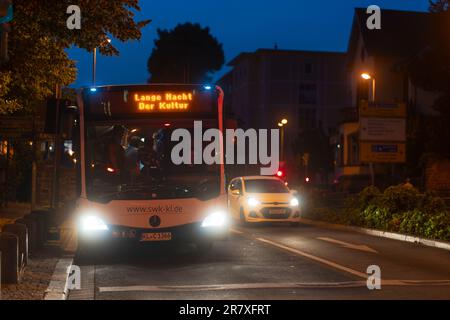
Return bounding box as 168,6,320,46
0,203,74,300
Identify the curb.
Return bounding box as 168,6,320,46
299,218,450,251
44,218,76,300
44,257,74,300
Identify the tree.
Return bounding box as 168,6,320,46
404,7,450,159
0,1,150,114
147,23,224,84
429,0,449,12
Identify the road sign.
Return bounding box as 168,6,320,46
360,142,406,163
359,100,406,118
360,117,406,142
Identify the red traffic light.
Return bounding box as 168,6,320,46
276,170,284,177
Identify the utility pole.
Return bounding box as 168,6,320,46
51,85,62,209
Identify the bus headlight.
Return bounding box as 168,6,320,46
290,198,300,207
80,215,109,232
201,211,228,228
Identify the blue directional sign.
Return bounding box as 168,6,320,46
0,5,13,24
371,144,398,153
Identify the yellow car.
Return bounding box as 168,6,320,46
228,176,301,225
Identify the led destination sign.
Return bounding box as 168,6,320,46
135,92,193,112
83,85,217,119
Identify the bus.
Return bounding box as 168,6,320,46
74,84,228,254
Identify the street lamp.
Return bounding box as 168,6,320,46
278,119,288,162
360,72,376,186
93,37,111,86
361,72,376,102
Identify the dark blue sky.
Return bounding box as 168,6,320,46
68,0,429,88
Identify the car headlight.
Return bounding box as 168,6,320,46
247,197,261,207
290,198,299,207
80,215,109,231
201,211,228,228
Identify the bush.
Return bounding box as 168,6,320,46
381,185,420,213
307,184,450,242
419,191,446,215
355,186,381,210
362,205,392,230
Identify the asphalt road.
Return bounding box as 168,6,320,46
68,223,450,300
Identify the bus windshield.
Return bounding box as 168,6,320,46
85,122,220,203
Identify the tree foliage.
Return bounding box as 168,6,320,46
429,0,449,12
147,23,224,84
405,7,450,158
0,0,150,114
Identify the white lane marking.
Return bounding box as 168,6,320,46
98,281,367,293
255,237,368,279
98,279,450,293
230,228,243,234
317,237,379,254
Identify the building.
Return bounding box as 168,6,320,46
335,8,440,191
217,49,350,183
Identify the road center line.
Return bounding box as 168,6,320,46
98,281,368,293
255,237,368,279
97,279,450,293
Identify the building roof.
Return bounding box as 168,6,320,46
227,48,346,67
347,8,433,64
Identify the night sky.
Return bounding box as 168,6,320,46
67,0,429,88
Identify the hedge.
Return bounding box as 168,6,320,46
305,185,450,242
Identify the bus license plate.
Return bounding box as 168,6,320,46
269,209,286,214
140,232,172,242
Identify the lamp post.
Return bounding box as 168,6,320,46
361,72,376,102
361,72,376,185
92,38,111,86
278,119,288,162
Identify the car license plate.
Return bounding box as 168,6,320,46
269,209,286,214
140,232,172,242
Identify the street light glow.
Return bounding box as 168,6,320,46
361,73,372,80
281,119,288,125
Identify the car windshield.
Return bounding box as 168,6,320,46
244,179,289,194
85,122,220,202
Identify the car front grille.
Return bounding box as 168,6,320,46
260,207,292,219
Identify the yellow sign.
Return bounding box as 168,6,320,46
359,100,406,118
360,142,406,163
134,92,193,112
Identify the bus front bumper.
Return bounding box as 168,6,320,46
77,222,229,246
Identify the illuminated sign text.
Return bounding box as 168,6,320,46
134,92,193,112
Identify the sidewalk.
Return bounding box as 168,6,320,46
0,204,76,300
